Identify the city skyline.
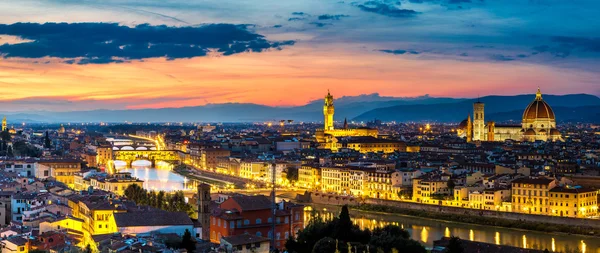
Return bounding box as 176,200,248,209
0,0,599,111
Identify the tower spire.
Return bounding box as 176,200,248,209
536,87,542,100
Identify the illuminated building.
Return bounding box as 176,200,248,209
458,88,562,142
74,172,144,196
549,186,598,218
1,116,6,132
58,124,66,134
342,136,406,153
511,177,556,215
297,165,321,189
473,101,485,141
95,145,113,167
240,161,267,180
320,167,350,194
412,175,451,204
202,148,231,170
210,195,304,250
315,91,379,152
40,159,83,188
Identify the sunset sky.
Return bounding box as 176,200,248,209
0,0,599,111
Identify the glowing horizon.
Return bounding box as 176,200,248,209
0,0,598,112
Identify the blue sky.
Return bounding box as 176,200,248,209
0,0,598,111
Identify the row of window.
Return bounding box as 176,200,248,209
212,216,292,228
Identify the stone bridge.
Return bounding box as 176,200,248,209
113,150,182,166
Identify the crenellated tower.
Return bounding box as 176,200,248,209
324,90,335,131
198,183,211,241
466,115,473,142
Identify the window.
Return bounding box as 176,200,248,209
256,231,262,237
244,219,250,225
230,221,235,228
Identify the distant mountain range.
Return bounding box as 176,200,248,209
353,94,600,123
1,93,600,123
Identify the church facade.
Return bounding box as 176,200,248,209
315,91,379,151
458,88,562,142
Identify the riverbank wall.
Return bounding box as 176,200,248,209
297,191,600,229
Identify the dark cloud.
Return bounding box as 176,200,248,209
552,36,600,53
378,49,419,55
288,17,306,21
356,1,418,18
490,54,515,61
292,12,307,16
318,14,350,20
273,25,283,28
0,22,294,64
310,22,331,28
531,36,600,58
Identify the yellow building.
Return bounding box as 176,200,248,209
75,172,144,196
549,187,598,218
321,167,350,194
412,176,451,204
67,196,125,252
458,88,562,142
344,137,406,154
41,159,82,188
347,169,367,197
240,161,267,180
95,145,113,167
511,177,556,215
364,169,395,200
315,91,378,151
298,165,321,190
1,116,6,132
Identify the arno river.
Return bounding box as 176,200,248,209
115,165,598,253
306,205,599,253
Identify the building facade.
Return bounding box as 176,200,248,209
459,89,562,142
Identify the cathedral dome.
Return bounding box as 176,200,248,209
550,128,561,136
523,88,555,121
458,119,468,129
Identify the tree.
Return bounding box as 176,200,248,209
85,244,92,253
6,145,13,158
369,225,425,253
181,229,196,253
312,237,337,253
286,167,299,183
44,131,51,149
333,205,353,241
447,178,456,191
445,236,464,253
0,130,10,142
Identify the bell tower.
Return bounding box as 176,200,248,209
323,90,335,131
1,116,6,132
466,115,473,143
473,101,485,141
198,183,211,241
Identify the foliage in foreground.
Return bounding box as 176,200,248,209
285,205,426,253
124,184,194,216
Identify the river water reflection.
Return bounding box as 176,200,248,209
119,166,186,192
305,205,598,253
